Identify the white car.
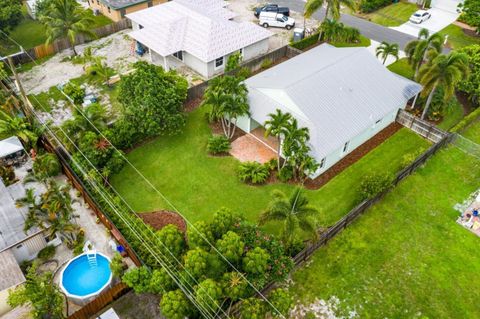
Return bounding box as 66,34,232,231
259,12,295,30
409,10,431,24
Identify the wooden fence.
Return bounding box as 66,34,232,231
41,137,143,267
67,283,129,319
396,109,448,143
10,19,131,64
186,45,302,102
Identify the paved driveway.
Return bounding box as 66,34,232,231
390,0,461,36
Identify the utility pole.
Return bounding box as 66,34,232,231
7,56,32,118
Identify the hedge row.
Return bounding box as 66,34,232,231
360,0,393,13
451,106,480,133
290,33,320,51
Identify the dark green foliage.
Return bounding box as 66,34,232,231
63,82,85,105
156,224,186,260
194,279,223,314
360,0,392,13
225,52,242,73
320,19,361,43
37,245,56,261
150,267,175,294
260,58,273,69
222,272,249,301
358,173,393,201
216,231,245,264
277,165,294,182
183,247,210,279
269,288,294,318
458,45,480,107
240,297,267,319
0,0,22,34
33,153,61,179
118,61,188,144
237,161,270,184
110,252,125,278
34,0,54,18
160,289,194,319
291,33,320,50
458,0,480,31
451,105,480,132
122,266,152,294
0,165,16,186
243,247,270,276
187,221,214,250
210,208,241,239
207,135,231,155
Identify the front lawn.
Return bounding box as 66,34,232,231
290,145,480,317
363,1,418,27
331,35,371,48
460,118,480,143
438,24,480,50
387,57,414,80
110,107,430,233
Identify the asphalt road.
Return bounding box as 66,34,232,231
276,0,418,50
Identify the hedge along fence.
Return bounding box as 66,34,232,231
10,19,132,65
186,45,302,102
450,106,480,133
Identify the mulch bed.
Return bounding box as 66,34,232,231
304,122,402,190
184,97,202,112
139,210,187,233
210,120,246,142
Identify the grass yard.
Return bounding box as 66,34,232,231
438,24,480,50
290,145,480,318
437,100,465,131
460,118,480,143
331,35,371,48
387,58,414,80
110,108,430,234
363,1,418,27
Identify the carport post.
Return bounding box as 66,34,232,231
163,55,168,71
411,93,419,109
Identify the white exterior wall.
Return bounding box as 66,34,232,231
311,108,400,178
182,52,209,78
10,232,47,263
236,115,251,133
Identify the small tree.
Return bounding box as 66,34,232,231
183,247,210,280
8,264,65,319
243,247,270,276
160,289,194,319
109,252,125,278
122,266,152,294
156,224,186,260
375,41,399,65
0,0,22,34
210,208,239,239
194,279,223,315
150,267,175,295
404,28,443,79
32,153,61,179
268,288,294,318
216,231,245,264
187,220,214,250
240,297,267,319
222,272,249,305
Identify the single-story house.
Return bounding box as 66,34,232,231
126,0,273,78
237,44,422,178
86,0,166,22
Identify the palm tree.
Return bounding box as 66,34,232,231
40,0,97,56
404,28,443,79
375,41,399,65
320,19,345,42
418,52,469,120
264,109,292,171
259,187,320,247
0,110,38,147
88,56,115,86
304,0,357,40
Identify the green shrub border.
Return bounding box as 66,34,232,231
451,107,480,133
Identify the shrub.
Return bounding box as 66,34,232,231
122,266,152,294
150,267,175,294
238,162,270,184
360,0,392,13
261,58,273,69
33,153,61,179
37,245,56,261
183,248,210,279
291,33,319,50
269,288,294,318
160,289,194,319
243,247,270,276
264,158,278,172
63,82,85,105
110,253,125,278
358,173,393,201
216,231,245,264
207,135,231,155
210,208,240,239
451,106,480,133
0,165,16,186
240,297,267,319
277,165,294,182
156,224,186,260
187,221,214,249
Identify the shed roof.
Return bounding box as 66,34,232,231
245,44,422,160
126,0,272,62
0,250,25,291
0,136,24,159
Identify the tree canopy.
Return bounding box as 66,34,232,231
0,0,22,34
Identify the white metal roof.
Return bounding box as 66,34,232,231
245,44,422,160
126,0,272,63
0,136,24,158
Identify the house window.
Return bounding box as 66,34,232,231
215,56,224,69
139,24,144,29
173,51,183,61
239,48,244,57
342,141,349,153
319,157,326,168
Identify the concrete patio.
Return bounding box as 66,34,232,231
230,128,279,164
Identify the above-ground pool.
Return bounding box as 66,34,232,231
60,252,112,303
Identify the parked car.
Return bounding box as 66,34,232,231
259,12,295,30
254,4,290,18
409,10,431,24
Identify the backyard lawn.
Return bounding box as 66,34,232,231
290,145,480,317
438,24,480,50
460,118,480,144
363,1,418,27
110,108,430,233
387,57,414,80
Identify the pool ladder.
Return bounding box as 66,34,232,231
86,249,97,267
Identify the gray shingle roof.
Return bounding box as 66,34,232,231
0,250,25,290
245,44,422,160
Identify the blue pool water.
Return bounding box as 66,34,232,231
61,254,112,297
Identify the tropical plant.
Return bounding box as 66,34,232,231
358,172,393,201
62,103,108,145
63,82,85,104
109,252,125,278
225,52,243,73
87,56,114,86
404,28,444,79
40,0,97,56
194,279,223,314
1,94,20,116
187,220,214,250
268,288,294,318
122,266,152,294
0,164,16,186
16,179,78,246
7,264,65,319
264,109,291,170
237,161,270,184
222,272,249,303
37,245,56,261
0,110,38,147
458,45,480,107
210,208,240,239
418,52,469,119
183,247,210,279
259,187,319,247
160,289,194,319
201,75,250,139
458,0,480,33
240,297,267,319
207,135,231,155
32,153,61,179
156,224,186,260
0,0,22,34
304,0,357,40
216,231,245,264
243,247,270,276
376,41,399,65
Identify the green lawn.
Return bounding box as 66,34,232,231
461,118,480,143
110,108,430,233
0,5,112,56
437,100,465,131
387,58,414,80
364,1,418,27
331,35,371,48
290,144,480,317
438,24,480,50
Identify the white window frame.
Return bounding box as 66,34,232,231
173,51,183,61
342,141,349,154
214,56,224,70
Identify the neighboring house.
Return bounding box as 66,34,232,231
86,0,167,22
126,0,272,78
25,0,38,19
237,44,422,178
